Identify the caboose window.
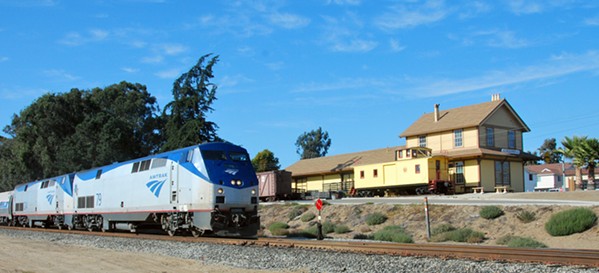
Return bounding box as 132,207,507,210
230,152,249,162
202,150,227,161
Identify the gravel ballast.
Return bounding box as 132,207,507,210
1,229,596,273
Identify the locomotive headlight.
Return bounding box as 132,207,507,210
230,180,235,185
217,188,224,194
251,189,256,195
236,180,242,186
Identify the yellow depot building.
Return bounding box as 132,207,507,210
285,95,538,195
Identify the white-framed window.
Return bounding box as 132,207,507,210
419,135,427,147
454,129,463,147
486,127,494,147
508,130,516,149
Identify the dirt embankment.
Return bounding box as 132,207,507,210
259,192,599,249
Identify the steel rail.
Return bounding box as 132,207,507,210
1,226,598,268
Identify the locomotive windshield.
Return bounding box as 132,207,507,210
201,150,227,161
201,149,250,162
230,152,249,162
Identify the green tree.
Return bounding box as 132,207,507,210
161,54,220,151
538,138,562,164
252,149,280,172
295,127,331,159
1,82,162,188
559,136,588,190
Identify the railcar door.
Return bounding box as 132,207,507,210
169,161,179,205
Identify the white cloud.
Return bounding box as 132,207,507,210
390,39,406,52
43,69,79,82
326,0,361,5
155,68,181,79
121,67,139,73
58,29,109,46
322,14,377,53
484,30,529,48
584,16,599,26
506,0,543,14
269,13,310,29
458,1,491,19
141,55,164,64
397,51,599,98
375,0,449,30
332,39,377,52
160,44,188,55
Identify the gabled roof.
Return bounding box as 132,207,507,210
433,147,539,161
399,99,530,137
526,163,595,176
285,146,402,176
526,163,575,175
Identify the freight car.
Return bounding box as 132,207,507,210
256,170,294,201
1,142,260,237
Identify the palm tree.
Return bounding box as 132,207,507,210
558,136,587,190
579,138,599,190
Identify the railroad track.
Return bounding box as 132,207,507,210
2,226,598,268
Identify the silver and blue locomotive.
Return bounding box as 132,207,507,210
1,142,260,237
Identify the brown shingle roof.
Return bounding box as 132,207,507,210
434,147,539,160
285,146,402,176
399,99,530,137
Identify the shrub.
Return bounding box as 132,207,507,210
545,208,597,236
288,206,307,221
301,212,316,222
353,233,371,240
372,225,413,243
431,228,484,243
497,235,547,248
365,212,388,226
288,229,317,239
322,221,336,234
431,224,456,236
268,222,289,236
516,210,536,223
479,206,504,219
334,224,351,234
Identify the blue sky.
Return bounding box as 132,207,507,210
1,0,598,168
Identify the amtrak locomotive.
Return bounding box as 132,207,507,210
0,142,260,237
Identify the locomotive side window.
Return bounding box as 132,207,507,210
95,170,102,180
185,150,194,162
77,195,95,208
139,159,151,171
230,152,249,162
201,150,227,161
132,162,140,173
151,158,167,169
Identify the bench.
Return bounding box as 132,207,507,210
472,187,484,194
494,186,508,194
